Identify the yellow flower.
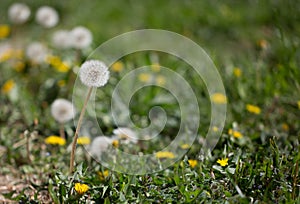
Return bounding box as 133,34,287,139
0,49,13,62
112,140,119,148
77,136,91,145
180,144,190,149
156,75,166,86
151,63,160,72
228,129,242,138
98,170,109,180
155,151,175,159
111,61,124,72
0,25,10,39
217,158,228,167
74,183,89,195
57,80,66,87
13,61,25,72
257,39,268,50
45,135,66,146
281,123,289,132
297,101,300,109
56,62,70,73
233,67,242,77
188,159,198,168
212,126,219,132
246,104,261,115
47,55,70,73
1,79,15,94
138,73,151,83
211,93,227,104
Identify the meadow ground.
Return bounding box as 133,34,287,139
0,0,299,203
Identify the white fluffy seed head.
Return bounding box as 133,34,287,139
35,6,59,28
26,42,48,64
8,3,31,24
51,98,76,123
88,136,114,160
113,127,138,144
52,30,71,49
70,26,92,49
79,60,110,87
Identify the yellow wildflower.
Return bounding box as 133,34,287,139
228,129,242,138
151,63,160,72
138,73,151,83
112,140,119,148
155,151,175,159
77,137,91,145
233,67,242,77
156,75,166,86
111,61,124,72
246,104,261,115
0,49,13,62
211,93,227,104
57,80,66,87
98,170,109,180
188,159,198,168
212,126,219,132
297,101,300,109
56,62,70,72
1,79,15,94
13,61,25,72
217,158,228,167
281,123,289,132
180,144,190,149
74,183,89,195
45,135,66,146
0,25,10,39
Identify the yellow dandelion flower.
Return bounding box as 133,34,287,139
111,61,124,72
212,126,219,132
211,93,227,104
57,80,66,87
188,159,198,168
112,140,119,148
257,39,268,50
246,104,261,115
45,135,66,146
228,129,242,138
46,55,61,66
217,158,228,167
98,170,109,180
0,25,10,39
233,67,242,77
13,49,23,59
151,63,160,72
14,61,25,72
74,183,89,195
55,62,70,73
138,73,151,83
156,75,166,86
77,136,91,145
180,144,190,149
297,101,300,109
0,49,13,62
281,123,289,131
1,79,15,94
155,151,175,159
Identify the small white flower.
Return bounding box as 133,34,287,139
8,3,31,24
35,6,59,28
52,30,71,49
51,98,76,123
70,26,92,49
79,60,110,87
88,136,115,160
26,42,48,64
113,127,138,144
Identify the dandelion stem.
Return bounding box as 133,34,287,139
69,87,93,173
59,123,65,139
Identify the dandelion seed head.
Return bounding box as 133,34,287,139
36,6,59,28
70,26,92,49
51,98,75,123
52,30,71,49
8,3,31,24
79,60,110,87
26,42,48,64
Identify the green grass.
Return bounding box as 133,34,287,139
0,0,300,203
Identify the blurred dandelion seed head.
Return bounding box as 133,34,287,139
8,3,31,24
36,6,59,28
52,30,72,49
79,60,110,87
51,98,76,123
26,42,48,64
70,26,93,49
